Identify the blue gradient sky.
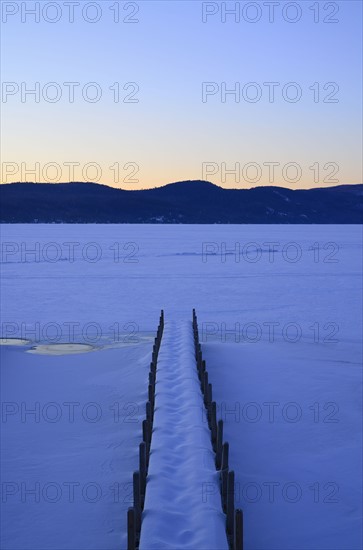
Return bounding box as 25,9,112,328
1,0,362,189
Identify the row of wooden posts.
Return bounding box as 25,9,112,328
193,309,244,550
127,310,164,550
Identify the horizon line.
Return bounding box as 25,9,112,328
1,180,362,193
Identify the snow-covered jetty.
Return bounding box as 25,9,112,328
127,310,243,550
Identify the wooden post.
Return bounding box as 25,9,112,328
204,383,212,416
234,509,243,550
127,507,136,550
142,419,150,457
201,359,206,376
133,472,141,534
149,371,155,387
197,355,202,379
203,371,209,399
206,382,212,408
226,470,235,536
221,467,228,512
221,443,230,513
139,442,146,506
221,442,229,471
146,401,152,423
211,402,217,450
216,420,224,469
148,384,154,409
205,400,211,428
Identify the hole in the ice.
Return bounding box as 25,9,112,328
0,338,32,346
27,343,97,355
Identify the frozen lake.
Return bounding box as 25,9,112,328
1,224,362,549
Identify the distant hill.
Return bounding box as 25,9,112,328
1,181,362,223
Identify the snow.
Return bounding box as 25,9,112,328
1,224,362,549
1,341,152,550
203,341,362,549
139,320,228,550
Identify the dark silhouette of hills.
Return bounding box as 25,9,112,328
1,180,362,223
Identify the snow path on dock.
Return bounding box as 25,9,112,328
139,320,228,550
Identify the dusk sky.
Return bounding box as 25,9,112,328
1,0,362,189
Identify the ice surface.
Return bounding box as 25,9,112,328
1,224,362,549
1,342,151,550
204,341,362,549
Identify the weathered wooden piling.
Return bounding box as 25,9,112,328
146,401,152,423
127,507,136,550
142,419,149,449
201,359,206,375
148,384,154,410
207,383,213,407
203,371,209,402
221,442,229,471
139,442,146,504
211,402,217,449
234,509,243,550
226,470,235,536
133,471,141,533
216,419,224,469
221,468,228,512
149,371,155,386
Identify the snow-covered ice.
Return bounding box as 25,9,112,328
1,224,362,549
1,339,152,549
204,341,362,549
